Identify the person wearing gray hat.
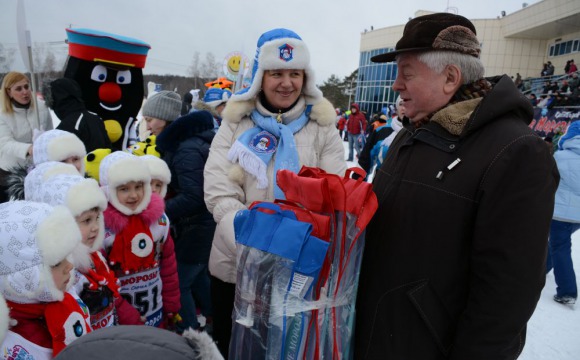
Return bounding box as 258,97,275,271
355,13,559,359
142,90,182,136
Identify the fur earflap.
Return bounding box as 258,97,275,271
36,205,82,267
182,329,224,360
309,98,340,127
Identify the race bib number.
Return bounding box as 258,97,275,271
90,305,116,330
118,268,163,327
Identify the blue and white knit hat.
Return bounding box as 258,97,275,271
203,88,232,108
231,28,323,104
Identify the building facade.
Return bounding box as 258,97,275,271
356,0,580,115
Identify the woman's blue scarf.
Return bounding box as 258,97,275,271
228,106,311,199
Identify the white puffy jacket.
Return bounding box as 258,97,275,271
204,96,346,283
0,100,53,170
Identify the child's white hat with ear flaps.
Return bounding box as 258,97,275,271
0,201,81,303
99,151,152,216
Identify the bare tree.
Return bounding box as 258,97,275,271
199,52,221,79
0,43,16,73
188,51,200,78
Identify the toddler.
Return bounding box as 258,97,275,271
26,171,143,329
32,129,87,173
0,201,91,358
99,151,179,327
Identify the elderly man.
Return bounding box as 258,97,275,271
354,13,559,359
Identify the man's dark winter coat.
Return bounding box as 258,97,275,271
354,76,559,360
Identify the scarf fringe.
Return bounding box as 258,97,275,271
228,140,268,189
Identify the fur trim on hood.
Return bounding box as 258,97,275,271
182,329,224,360
221,96,336,127
193,100,219,119
103,192,165,233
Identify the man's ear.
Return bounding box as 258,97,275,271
443,64,463,95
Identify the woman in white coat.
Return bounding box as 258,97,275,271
0,72,52,201
203,28,346,358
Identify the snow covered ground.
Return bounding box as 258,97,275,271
343,141,580,360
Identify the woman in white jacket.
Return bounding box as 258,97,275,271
203,28,346,358
0,72,52,201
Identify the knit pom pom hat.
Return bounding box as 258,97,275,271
99,151,152,215
33,129,87,173
140,155,171,198
230,28,323,105
203,87,232,109
0,201,81,303
142,90,182,122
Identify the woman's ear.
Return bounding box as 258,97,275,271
443,64,463,95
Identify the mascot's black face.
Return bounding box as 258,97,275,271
64,57,143,149
65,57,143,121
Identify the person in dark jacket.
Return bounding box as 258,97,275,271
44,77,112,152
358,113,392,177
354,13,559,360
181,91,194,115
156,110,216,333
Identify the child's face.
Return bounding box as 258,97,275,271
51,258,73,292
151,179,164,195
62,155,83,173
75,208,101,248
116,181,145,211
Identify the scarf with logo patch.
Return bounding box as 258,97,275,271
228,107,311,199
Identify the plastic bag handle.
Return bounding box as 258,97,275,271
345,167,366,181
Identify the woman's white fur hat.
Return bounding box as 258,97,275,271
140,155,171,198
32,129,87,174
0,201,81,303
230,28,322,105
99,151,152,215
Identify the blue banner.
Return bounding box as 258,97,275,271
530,108,580,137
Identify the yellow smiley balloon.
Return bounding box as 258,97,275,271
228,55,241,75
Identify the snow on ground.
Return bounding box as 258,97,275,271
343,141,580,360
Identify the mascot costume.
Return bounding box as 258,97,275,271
64,28,151,151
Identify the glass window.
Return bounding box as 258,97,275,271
549,46,554,57
574,40,579,52
554,44,560,55
565,41,572,53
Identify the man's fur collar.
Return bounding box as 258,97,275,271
104,192,165,233
431,98,482,136
222,96,336,127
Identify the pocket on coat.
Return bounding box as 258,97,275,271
407,279,455,356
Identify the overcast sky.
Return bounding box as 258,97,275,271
1,0,539,84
